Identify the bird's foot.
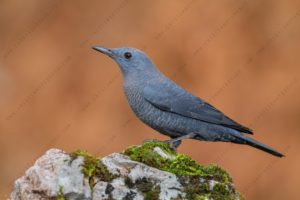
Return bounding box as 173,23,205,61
164,139,181,151
165,132,198,150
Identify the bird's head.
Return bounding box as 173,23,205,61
92,46,157,78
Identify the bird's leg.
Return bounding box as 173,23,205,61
165,132,197,150
143,138,162,143
164,139,182,150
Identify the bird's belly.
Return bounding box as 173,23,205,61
128,98,198,137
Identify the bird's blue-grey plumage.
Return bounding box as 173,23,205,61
92,46,284,157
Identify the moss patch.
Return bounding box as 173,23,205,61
124,141,175,170
135,177,160,200
181,177,240,200
124,141,231,182
184,182,239,200
71,149,115,187
124,141,241,199
56,186,67,200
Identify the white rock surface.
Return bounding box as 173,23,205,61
153,147,175,159
11,149,91,200
128,164,183,199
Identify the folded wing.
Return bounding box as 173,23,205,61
142,83,253,134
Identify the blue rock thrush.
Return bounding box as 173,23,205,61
92,46,284,157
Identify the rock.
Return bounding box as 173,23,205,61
11,141,244,200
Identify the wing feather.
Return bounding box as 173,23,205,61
143,84,253,134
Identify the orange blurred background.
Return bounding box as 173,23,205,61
1,0,300,199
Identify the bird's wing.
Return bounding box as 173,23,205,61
142,83,253,134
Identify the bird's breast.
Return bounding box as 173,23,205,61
124,87,148,116
124,87,162,123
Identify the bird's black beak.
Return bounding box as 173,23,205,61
92,46,114,58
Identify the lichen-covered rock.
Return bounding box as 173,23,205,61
10,149,92,200
11,142,243,200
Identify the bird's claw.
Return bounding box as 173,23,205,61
164,140,182,151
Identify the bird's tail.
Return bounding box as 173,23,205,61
233,134,284,157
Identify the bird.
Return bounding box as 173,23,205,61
92,46,284,157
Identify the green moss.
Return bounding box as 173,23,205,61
124,141,231,182
144,186,160,200
184,182,209,199
134,178,160,200
124,141,176,170
71,150,99,178
184,181,239,200
71,149,115,187
56,186,67,200
210,183,232,200
195,194,211,200
124,141,242,199
213,183,230,195
202,164,232,183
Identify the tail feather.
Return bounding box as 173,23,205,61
233,134,284,157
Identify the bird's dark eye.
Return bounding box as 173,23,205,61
124,52,132,59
